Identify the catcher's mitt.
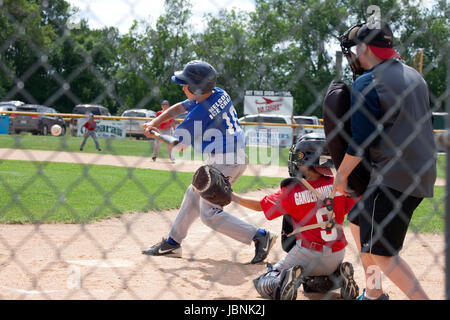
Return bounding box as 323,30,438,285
192,165,232,207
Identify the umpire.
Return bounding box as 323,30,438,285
334,20,436,300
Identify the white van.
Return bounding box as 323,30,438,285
238,114,294,147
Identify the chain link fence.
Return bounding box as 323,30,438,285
0,0,448,302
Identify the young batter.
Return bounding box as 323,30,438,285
141,60,277,264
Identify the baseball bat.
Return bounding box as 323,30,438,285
150,129,180,146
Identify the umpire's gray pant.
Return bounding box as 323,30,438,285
168,153,258,245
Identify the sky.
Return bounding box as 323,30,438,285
66,0,256,33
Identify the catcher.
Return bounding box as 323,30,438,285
231,133,359,300
141,60,277,264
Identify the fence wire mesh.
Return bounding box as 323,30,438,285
0,0,449,302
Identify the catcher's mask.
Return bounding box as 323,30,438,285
339,23,365,79
339,21,400,79
172,60,217,95
288,133,334,178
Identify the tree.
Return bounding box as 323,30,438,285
0,0,56,102
194,9,254,115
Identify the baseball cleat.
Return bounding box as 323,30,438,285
251,230,277,264
339,262,359,300
142,238,182,258
279,265,304,300
356,288,389,300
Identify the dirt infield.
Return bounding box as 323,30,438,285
0,149,445,300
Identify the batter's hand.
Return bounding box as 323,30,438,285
142,123,159,139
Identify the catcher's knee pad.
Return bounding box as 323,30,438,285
253,266,281,300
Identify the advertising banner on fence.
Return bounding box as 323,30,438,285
77,118,126,139
244,91,293,116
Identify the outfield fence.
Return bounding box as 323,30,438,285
0,0,449,302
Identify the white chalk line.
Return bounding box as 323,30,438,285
0,285,64,295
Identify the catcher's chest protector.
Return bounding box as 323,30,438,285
322,80,370,197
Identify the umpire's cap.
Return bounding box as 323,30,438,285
172,60,217,95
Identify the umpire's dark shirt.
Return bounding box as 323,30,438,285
348,59,436,198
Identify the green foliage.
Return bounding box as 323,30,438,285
0,0,448,116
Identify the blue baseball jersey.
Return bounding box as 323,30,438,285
174,87,245,154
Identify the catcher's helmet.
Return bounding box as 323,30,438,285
172,60,217,95
288,132,334,178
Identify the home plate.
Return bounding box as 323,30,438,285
67,259,134,268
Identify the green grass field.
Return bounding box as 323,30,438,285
0,160,282,224
0,133,291,166
0,134,446,233
1,134,445,172
0,159,444,233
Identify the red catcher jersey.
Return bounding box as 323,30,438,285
260,176,357,252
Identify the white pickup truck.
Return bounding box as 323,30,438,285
292,115,324,143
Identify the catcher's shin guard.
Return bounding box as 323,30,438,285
253,264,281,300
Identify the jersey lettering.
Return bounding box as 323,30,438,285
293,185,333,205
316,207,338,241
208,94,231,119
223,105,241,134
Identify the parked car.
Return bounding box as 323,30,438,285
70,104,111,135
0,105,17,113
121,109,156,139
238,114,294,147
10,104,66,136
0,100,25,108
0,100,24,114
292,115,323,143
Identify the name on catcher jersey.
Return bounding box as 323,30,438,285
174,87,245,154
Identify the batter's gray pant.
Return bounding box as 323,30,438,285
152,129,174,160
168,154,258,245
80,130,100,150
